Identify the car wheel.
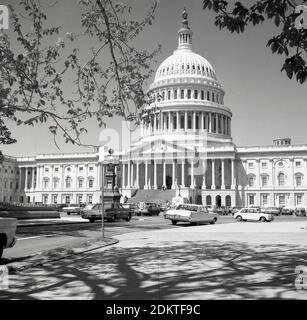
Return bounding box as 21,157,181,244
236,215,243,222
125,214,131,222
171,220,177,225
260,216,267,222
0,245,3,259
89,218,95,223
210,217,217,224
111,215,116,222
67,212,71,215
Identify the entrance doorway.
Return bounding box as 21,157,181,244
215,195,221,207
166,175,172,189
225,195,231,207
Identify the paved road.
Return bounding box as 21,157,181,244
2,214,305,262
1,219,307,300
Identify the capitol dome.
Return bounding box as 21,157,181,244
154,48,217,82
142,9,232,146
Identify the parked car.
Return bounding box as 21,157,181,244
0,217,18,259
62,203,84,215
294,207,306,217
280,207,294,215
81,202,132,223
214,206,229,215
230,207,243,215
122,203,137,215
205,205,216,213
164,204,218,226
234,208,274,222
261,207,280,216
147,203,161,216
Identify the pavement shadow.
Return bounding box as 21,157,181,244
1,241,306,300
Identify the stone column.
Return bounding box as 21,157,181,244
176,111,180,131
184,112,188,131
154,113,157,133
131,162,134,188
61,165,64,190
193,111,196,131
31,167,35,190
221,116,224,134
122,162,126,188
201,112,204,132
209,113,212,133
153,161,157,189
169,112,172,131
163,160,166,188
19,167,23,191
190,161,195,188
231,159,236,189
216,114,219,133
127,161,131,188
211,159,216,189
172,161,176,189
144,161,148,189
181,159,185,187
202,160,206,189
25,167,28,191
221,159,225,189
136,161,140,189
160,111,163,132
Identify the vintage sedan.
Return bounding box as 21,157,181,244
81,202,132,223
261,207,280,216
234,208,274,222
0,217,18,259
164,204,218,225
62,203,84,215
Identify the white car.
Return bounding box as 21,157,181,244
0,217,18,259
62,204,83,215
234,208,274,222
165,204,218,225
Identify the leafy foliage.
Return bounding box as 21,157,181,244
0,0,160,146
203,0,307,83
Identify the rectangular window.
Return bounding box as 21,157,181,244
77,195,83,204
261,162,268,169
167,90,171,100
180,115,185,129
43,194,48,204
248,162,254,169
201,91,204,100
79,179,83,188
174,90,177,99
87,195,93,204
45,167,49,173
262,194,268,206
296,194,303,206
52,194,58,204
79,167,83,172
295,161,301,167
89,166,94,172
65,195,71,204
53,179,59,189
249,195,255,205
187,90,191,99
194,90,198,99
279,195,285,206
44,180,49,189
54,167,59,172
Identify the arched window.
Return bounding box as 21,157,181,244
180,115,185,129
43,178,50,189
248,174,256,187
295,173,303,187
65,176,72,188
88,177,94,189
201,91,204,100
212,92,215,102
207,91,210,101
195,115,199,130
261,174,269,187
78,177,84,188
167,90,171,100
173,115,177,130
53,177,59,189
180,89,184,99
174,89,177,99
187,89,191,99
278,173,285,186
194,90,198,99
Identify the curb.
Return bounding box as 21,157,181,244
17,220,88,228
6,237,119,273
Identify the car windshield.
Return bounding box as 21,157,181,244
177,205,198,212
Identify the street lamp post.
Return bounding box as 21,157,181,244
101,148,120,239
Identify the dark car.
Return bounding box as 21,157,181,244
294,208,306,217
261,207,280,216
81,202,132,223
281,207,294,215
147,203,161,216
214,206,228,215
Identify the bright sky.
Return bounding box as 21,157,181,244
1,0,307,157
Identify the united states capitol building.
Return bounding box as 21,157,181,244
1,11,307,209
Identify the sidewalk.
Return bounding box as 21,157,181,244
1,221,307,300
17,216,88,227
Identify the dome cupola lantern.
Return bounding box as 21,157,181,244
178,8,193,50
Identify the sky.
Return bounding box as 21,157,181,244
1,0,307,157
